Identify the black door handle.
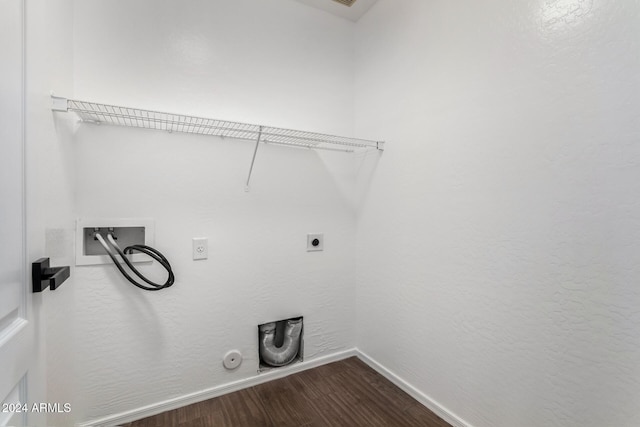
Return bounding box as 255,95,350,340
32,258,70,292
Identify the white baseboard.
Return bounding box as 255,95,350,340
78,348,472,427
76,349,357,427
355,349,473,427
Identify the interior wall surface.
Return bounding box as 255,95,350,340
354,1,640,426
51,0,358,423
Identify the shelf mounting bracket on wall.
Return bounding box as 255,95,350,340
245,126,263,192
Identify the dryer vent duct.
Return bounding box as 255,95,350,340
259,318,303,368
331,0,357,6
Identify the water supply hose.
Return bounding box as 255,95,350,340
95,232,174,291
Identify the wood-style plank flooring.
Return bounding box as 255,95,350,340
124,357,452,427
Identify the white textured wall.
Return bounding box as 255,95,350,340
355,1,640,427
49,0,357,423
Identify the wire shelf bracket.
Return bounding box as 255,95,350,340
245,126,263,192
51,96,385,190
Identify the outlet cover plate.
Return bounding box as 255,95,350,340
307,233,324,252
192,237,208,260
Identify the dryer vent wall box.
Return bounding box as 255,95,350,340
76,218,155,266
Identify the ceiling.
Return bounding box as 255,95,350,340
293,0,379,22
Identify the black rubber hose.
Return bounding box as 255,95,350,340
109,235,174,288
96,233,174,291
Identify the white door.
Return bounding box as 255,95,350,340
0,1,33,426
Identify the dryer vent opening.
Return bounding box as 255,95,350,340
258,317,303,371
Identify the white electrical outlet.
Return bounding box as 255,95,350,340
307,233,324,252
192,237,208,260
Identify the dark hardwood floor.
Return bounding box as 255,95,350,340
124,357,452,426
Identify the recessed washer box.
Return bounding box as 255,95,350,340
76,218,155,266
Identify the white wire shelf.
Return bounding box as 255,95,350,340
51,95,384,191
51,96,384,153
